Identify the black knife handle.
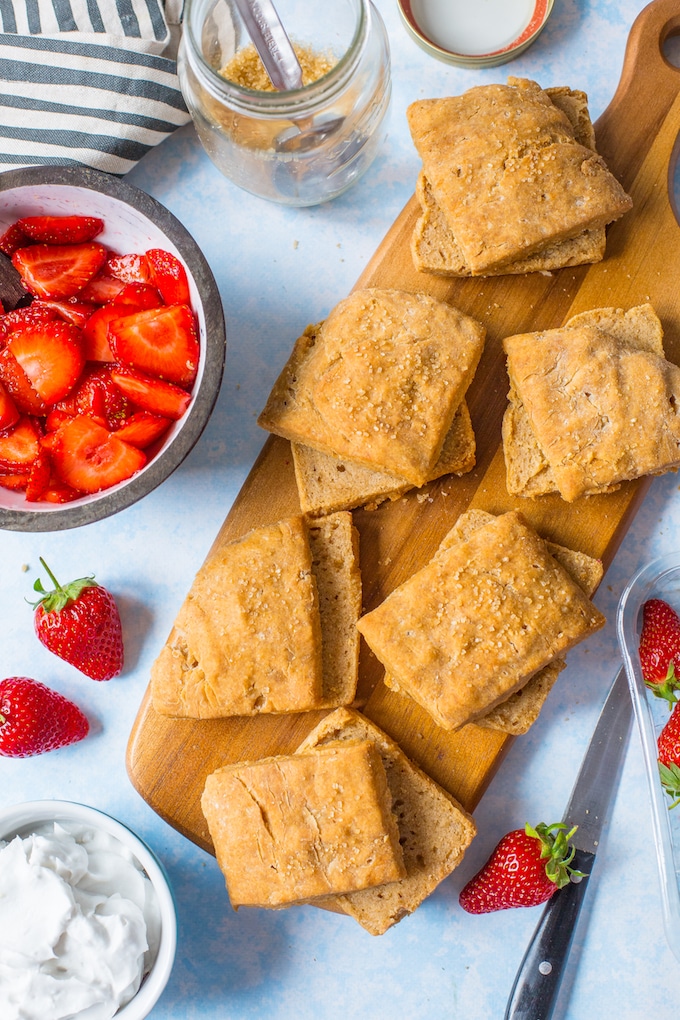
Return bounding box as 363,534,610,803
504,849,596,1020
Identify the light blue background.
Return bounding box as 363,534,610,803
4,1,680,1017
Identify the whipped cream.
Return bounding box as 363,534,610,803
0,820,161,1020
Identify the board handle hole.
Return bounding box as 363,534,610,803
662,28,680,68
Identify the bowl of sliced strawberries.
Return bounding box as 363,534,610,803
0,165,226,530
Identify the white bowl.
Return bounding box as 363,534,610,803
0,799,178,1019
0,165,226,532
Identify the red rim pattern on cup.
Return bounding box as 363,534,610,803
398,0,554,68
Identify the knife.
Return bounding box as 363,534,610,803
504,666,633,1020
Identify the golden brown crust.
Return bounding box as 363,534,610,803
150,512,361,718
296,708,476,934
292,400,476,515
258,289,485,487
504,321,680,502
503,304,665,498
444,509,603,734
407,79,631,275
201,740,407,908
357,511,605,731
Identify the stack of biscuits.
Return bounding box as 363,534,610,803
257,287,486,515
407,77,632,277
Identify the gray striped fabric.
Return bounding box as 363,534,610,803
0,0,191,175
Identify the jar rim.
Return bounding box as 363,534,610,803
181,0,369,116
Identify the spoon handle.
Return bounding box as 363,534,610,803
231,0,303,90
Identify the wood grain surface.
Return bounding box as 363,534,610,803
127,0,680,854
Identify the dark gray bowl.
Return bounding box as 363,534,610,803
0,166,226,531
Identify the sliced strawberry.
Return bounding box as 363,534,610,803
146,249,191,305
0,302,60,346
113,411,172,448
12,242,107,299
78,271,126,304
39,483,82,503
25,450,52,501
113,282,163,310
0,472,29,491
0,222,30,256
51,415,146,494
0,416,41,470
0,380,20,431
35,298,97,327
107,252,150,284
110,366,192,420
43,409,72,434
0,348,47,415
7,319,84,405
108,304,199,386
58,364,131,430
82,305,119,362
18,215,104,244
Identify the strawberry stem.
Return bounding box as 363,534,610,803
525,821,586,889
30,557,97,613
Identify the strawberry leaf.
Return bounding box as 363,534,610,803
30,556,97,613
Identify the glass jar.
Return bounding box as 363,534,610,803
178,0,391,206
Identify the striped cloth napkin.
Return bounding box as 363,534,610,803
0,0,191,175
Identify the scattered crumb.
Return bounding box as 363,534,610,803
21,563,28,572
293,240,299,249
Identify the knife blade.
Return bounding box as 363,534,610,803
504,666,633,1020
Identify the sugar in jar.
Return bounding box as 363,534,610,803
178,0,391,206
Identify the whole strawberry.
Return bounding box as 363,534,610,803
0,676,89,757
459,822,580,913
658,702,680,808
639,598,680,706
32,558,123,681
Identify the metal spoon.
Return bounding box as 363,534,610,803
230,0,303,90
230,0,345,157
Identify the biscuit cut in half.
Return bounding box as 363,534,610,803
357,510,605,731
441,510,603,735
407,78,632,277
150,511,361,718
292,399,475,516
296,707,477,934
503,303,680,502
258,289,485,488
201,740,406,909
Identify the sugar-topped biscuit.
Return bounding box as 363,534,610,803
357,510,605,731
407,78,631,275
504,308,680,501
292,400,476,516
441,509,603,735
258,289,485,488
201,740,406,908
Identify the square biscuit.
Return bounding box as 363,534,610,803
411,85,606,278
442,509,603,734
503,310,680,502
407,78,631,275
296,708,477,934
412,172,606,278
357,510,605,731
151,511,361,718
292,400,476,515
201,740,407,908
503,304,667,498
258,289,485,488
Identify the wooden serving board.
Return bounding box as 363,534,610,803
128,0,680,854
